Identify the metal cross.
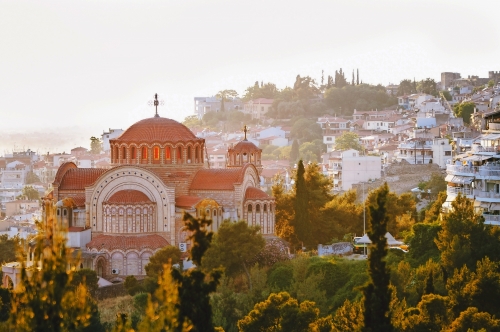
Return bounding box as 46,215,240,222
242,125,249,140
148,93,165,117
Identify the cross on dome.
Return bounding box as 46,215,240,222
242,125,249,141
148,93,164,117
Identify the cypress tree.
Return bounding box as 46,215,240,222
290,139,299,164
352,70,355,85
362,183,393,332
357,69,359,85
292,160,311,248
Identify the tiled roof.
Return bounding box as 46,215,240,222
190,167,247,190
175,195,202,208
245,187,273,200
68,226,86,232
231,140,260,153
71,195,86,207
106,190,151,204
112,117,200,144
87,234,169,251
59,168,107,190
260,168,285,178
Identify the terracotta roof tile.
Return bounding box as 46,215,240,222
190,167,247,190
230,140,260,153
59,168,107,190
175,195,202,208
87,234,169,251
111,117,201,144
71,195,86,207
245,187,272,200
106,190,152,204
68,226,86,232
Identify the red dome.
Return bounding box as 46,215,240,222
115,117,198,144
232,140,260,152
106,190,152,204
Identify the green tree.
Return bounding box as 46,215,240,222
335,132,363,151
20,185,40,200
441,90,452,101
70,268,99,295
290,139,299,164
321,190,363,242
422,191,447,223
171,212,222,331
90,136,102,154
145,245,182,279
202,221,265,290
0,234,19,264
362,183,393,332
417,78,438,96
332,299,363,332
182,115,202,129
290,118,322,143
293,75,320,100
8,202,97,332
447,307,500,332
272,175,295,242
215,89,238,112
406,223,441,267
488,79,496,88
237,292,319,332
292,160,311,248
397,79,413,96
453,101,475,124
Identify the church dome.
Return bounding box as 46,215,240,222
232,140,259,152
116,117,197,144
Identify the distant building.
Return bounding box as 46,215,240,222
244,98,274,120
441,72,461,90
101,128,124,152
194,97,244,118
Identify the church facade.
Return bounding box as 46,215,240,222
50,114,275,281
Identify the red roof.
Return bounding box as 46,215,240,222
245,187,272,200
71,195,86,207
87,234,169,251
190,166,247,190
231,140,260,153
175,195,202,208
106,190,151,204
112,117,200,144
59,168,107,190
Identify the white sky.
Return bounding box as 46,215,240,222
1,0,499,153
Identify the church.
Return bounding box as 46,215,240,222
50,106,275,281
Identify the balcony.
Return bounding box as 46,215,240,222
447,186,472,196
446,165,477,176
483,214,500,226
475,191,500,201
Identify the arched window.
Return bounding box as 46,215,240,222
131,146,136,160
213,210,217,217
195,146,200,163
248,205,252,212
165,147,171,160
256,204,260,213
142,146,148,159
177,146,183,163
187,146,192,163
264,204,267,212
243,152,248,163
154,146,160,160
114,146,118,162
122,147,126,160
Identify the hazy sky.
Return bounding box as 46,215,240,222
1,0,499,153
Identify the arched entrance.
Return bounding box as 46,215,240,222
96,257,106,278
2,274,14,289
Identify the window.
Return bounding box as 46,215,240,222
248,205,252,212
142,147,148,159
326,137,332,141
256,204,260,212
165,147,171,159
131,146,136,159
445,151,451,156
154,146,160,160
177,147,183,163
187,146,192,162
264,204,267,212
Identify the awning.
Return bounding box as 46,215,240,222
463,155,493,162
448,175,474,185
445,174,454,182
474,200,491,209
490,203,500,211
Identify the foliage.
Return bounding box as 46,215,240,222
250,239,290,267
331,299,363,332
447,306,500,332
298,139,323,162
362,183,393,332
324,84,397,116
20,185,40,200
8,202,99,332
416,78,438,96
145,245,181,279
488,79,496,88
291,160,311,247
397,79,416,96
237,292,319,332
202,220,265,290
71,268,99,295
441,90,452,101
453,101,475,124
290,118,322,143
421,190,447,223
124,275,144,296
0,234,19,264
293,75,320,101
182,115,202,129
405,222,441,267
215,89,238,112
334,131,363,152
90,136,102,154
435,193,500,273
271,175,295,241
0,288,11,322
290,139,299,164
171,212,222,331
321,190,363,242
243,81,280,101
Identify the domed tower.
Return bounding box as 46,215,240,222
227,125,262,175
109,116,205,169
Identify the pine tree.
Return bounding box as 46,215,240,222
292,160,311,248
357,69,359,85
362,183,393,332
352,70,355,85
